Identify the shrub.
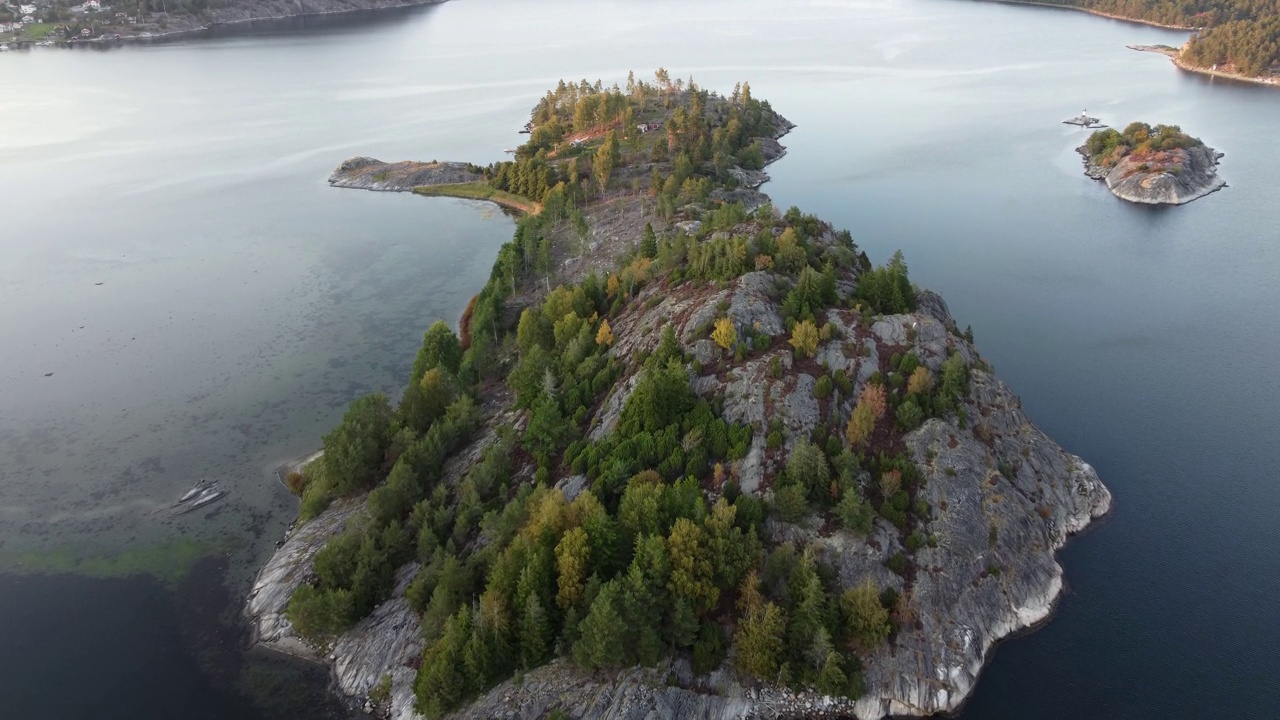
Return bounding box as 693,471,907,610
885,552,908,576
813,375,833,400
711,317,737,350
895,400,924,431
833,369,852,395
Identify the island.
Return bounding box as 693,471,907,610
1079,121,1226,205
986,0,1280,86
0,0,445,46
246,72,1111,720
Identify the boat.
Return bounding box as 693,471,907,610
177,488,225,514
177,478,210,503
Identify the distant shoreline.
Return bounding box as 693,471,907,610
5,0,446,49
978,0,1200,31
985,0,1280,88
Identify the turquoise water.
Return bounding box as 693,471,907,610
0,0,1277,716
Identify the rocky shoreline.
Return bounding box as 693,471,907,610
1078,143,1226,205
248,91,1111,720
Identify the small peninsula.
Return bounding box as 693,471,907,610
247,72,1110,720
1079,122,1225,205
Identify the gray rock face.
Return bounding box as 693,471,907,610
848,372,1110,719
245,494,367,656
329,157,483,192
331,564,424,698
1080,144,1226,205
449,659,858,720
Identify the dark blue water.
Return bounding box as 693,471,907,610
0,0,1277,717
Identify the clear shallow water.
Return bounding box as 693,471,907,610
0,0,1277,717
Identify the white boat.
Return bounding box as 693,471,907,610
178,488,225,514
178,478,210,503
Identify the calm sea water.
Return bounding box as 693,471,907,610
1,0,1277,717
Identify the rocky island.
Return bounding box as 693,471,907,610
247,73,1111,720
1079,121,1225,205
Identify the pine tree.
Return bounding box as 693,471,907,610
734,599,786,680
639,222,658,258
842,578,891,651
572,581,628,670
519,590,552,670
666,518,718,614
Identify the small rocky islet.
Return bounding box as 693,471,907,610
1079,121,1225,205
247,75,1111,720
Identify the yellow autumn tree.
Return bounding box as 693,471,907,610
846,401,875,447
596,318,614,347
908,366,933,395
861,383,887,418
711,317,737,350
555,526,590,609
789,319,819,358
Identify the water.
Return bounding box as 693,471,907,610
1,0,1277,717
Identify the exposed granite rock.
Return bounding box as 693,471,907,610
447,659,859,720
1079,143,1225,205
329,157,483,192
245,494,367,656
331,564,424,698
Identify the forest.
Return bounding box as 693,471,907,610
282,72,973,719
1083,121,1204,167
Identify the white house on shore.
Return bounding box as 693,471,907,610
19,3,36,14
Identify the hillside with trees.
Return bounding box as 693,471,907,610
249,72,1112,720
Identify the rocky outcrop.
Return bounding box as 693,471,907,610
329,157,482,192
445,659,861,720
1079,144,1225,205
245,494,367,657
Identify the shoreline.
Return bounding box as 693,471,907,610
1170,53,1280,87
411,182,542,215
978,0,1200,31
7,0,445,49
988,0,1280,88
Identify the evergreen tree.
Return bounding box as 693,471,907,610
518,590,552,670
572,581,628,670
842,578,891,651
412,320,463,381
